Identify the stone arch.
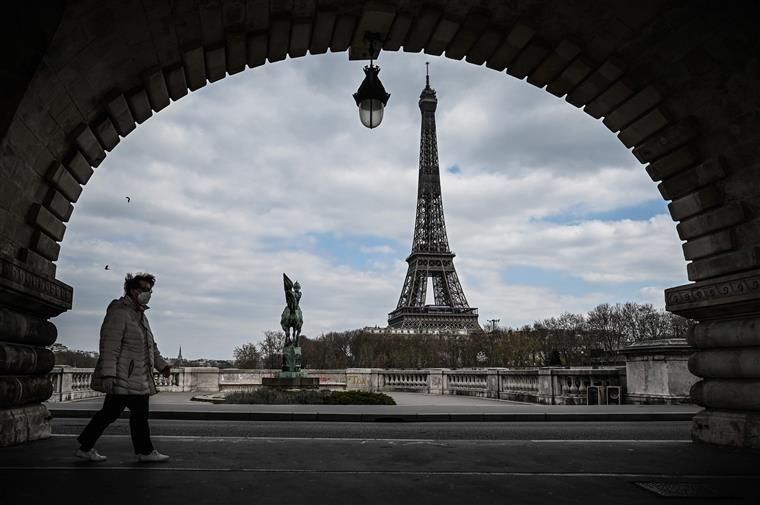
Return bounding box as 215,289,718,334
1,1,758,448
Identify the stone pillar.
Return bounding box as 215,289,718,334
666,269,760,448
621,339,697,405
345,368,373,392
0,255,72,446
427,368,445,394
182,367,220,392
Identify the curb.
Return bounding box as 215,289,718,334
48,410,696,422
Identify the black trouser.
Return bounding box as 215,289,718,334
77,394,154,455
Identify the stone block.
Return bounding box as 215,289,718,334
225,31,247,74
30,230,60,261
403,7,441,53
289,20,311,58
689,348,760,379
507,40,549,79
424,17,459,57
603,85,662,132
0,342,55,374
618,108,669,148
221,1,245,29
245,0,268,32
668,185,722,221
28,204,65,241
92,116,119,152
566,59,625,107
692,409,760,449
645,145,700,181
198,0,224,44
182,45,207,91
17,248,56,278
311,10,337,54
142,68,170,111
204,44,226,82
0,306,57,346
621,339,696,403
659,158,725,200
527,40,581,87
676,203,744,240
65,150,93,184
164,64,189,101
45,163,82,203
0,403,51,447
386,13,416,52
247,31,267,67
666,269,760,321
0,374,54,407
126,88,153,124
545,56,592,98
690,379,760,411
72,124,106,167
330,15,357,53
485,24,534,71
349,2,396,59
584,79,634,119
682,230,734,260
687,248,759,281
633,119,699,164
688,318,760,348
464,28,503,66
103,93,136,137
268,17,290,62
445,12,489,61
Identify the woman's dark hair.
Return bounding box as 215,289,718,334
123,272,156,295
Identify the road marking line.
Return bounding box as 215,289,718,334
50,434,691,443
0,467,755,478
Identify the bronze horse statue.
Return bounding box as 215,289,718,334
280,273,303,346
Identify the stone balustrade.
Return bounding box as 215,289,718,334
45,364,637,406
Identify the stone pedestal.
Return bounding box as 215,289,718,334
261,376,320,389
621,339,697,405
666,269,760,449
262,345,319,389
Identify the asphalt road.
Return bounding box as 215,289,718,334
52,418,692,441
3,417,760,505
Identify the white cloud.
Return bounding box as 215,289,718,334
51,52,687,359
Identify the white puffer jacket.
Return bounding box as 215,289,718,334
91,296,169,395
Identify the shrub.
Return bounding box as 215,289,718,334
323,391,395,405
223,389,396,405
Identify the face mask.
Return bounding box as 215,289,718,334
137,291,152,305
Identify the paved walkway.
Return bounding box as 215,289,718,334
46,392,700,422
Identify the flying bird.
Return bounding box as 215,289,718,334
125,196,131,203
104,265,110,270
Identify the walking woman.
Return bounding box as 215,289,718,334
75,272,171,462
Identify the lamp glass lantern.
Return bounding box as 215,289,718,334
353,51,390,129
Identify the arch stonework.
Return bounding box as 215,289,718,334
0,1,758,447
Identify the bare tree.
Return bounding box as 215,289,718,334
233,342,261,369
257,330,285,369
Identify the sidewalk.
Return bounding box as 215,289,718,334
46,392,701,422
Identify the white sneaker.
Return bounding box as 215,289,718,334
75,448,107,462
136,449,170,463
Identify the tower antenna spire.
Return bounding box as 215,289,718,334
425,62,430,87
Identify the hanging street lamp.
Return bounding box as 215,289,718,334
353,36,390,129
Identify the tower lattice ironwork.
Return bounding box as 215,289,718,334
388,68,480,332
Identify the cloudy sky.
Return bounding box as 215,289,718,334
52,51,687,360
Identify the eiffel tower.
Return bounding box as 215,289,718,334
388,66,480,332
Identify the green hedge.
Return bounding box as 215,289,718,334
223,389,396,405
